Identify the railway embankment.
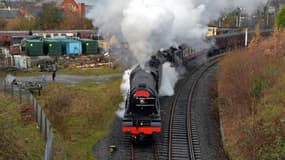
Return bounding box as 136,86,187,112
36,78,122,160
0,90,45,159
216,31,285,160
0,56,125,159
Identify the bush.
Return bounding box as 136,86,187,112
276,6,285,29
0,18,7,29
3,2,94,30
250,79,269,99
218,31,285,160
5,17,36,30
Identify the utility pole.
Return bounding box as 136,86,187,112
264,2,270,27
236,8,241,28
245,28,248,47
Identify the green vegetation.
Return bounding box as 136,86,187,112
37,78,122,160
6,17,36,30
0,18,7,29
0,67,123,77
59,15,93,29
36,2,64,30
0,2,93,30
0,71,6,77
58,67,124,75
276,6,285,29
217,32,285,160
0,94,45,160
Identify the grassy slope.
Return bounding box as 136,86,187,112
0,94,45,160
217,32,285,160
37,78,122,160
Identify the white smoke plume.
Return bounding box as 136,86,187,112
159,62,180,96
116,69,132,119
88,0,267,118
87,0,267,64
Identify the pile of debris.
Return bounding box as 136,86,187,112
59,55,113,69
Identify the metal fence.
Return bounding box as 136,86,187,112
0,78,53,160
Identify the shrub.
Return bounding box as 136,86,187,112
276,6,285,29
218,31,285,160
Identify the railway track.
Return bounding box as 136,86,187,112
130,140,159,160
119,56,222,160
120,133,159,160
168,56,221,160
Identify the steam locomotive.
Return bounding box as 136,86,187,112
121,29,273,140
122,47,183,139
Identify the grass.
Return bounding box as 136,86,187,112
0,71,37,77
0,93,45,160
57,67,124,75
0,67,124,77
217,31,285,160
37,78,122,160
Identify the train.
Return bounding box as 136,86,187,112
122,47,184,141
207,29,273,56
121,28,273,141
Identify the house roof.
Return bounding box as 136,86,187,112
0,9,19,19
61,0,78,7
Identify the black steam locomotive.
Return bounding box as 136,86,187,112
122,47,183,139
121,29,274,138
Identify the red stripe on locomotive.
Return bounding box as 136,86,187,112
122,126,161,135
135,90,150,97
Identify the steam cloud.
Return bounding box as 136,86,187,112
116,69,132,118
87,0,267,118
87,0,267,64
159,63,180,96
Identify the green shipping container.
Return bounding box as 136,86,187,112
80,39,98,55
44,40,62,56
25,40,44,56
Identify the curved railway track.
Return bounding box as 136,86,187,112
119,56,222,160
168,56,221,160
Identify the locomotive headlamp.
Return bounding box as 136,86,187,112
140,99,145,104
86,43,89,46
30,44,33,47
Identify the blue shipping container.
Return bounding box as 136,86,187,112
62,40,82,55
